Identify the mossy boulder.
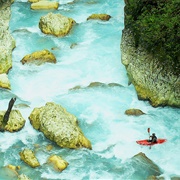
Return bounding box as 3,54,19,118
39,12,76,37
0,110,25,132
29,102,92,149
19,149,40,168
21,49,56,65
87,14,111,21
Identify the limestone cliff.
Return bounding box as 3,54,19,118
121,0,180,107
0,0,15,88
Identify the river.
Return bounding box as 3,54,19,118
0,0,180,179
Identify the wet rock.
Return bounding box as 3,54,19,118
70,81,123,91
17,174,31,180
125,108,145,116
6,164,20,176
87,14,111,21
29,102,92,149
47,155,69,172
131,152,162,178
19,149,40,168
0,110,25,132
46,144,53,151
21,49,56,65
0,73,11,89
31,1,59,10
39,12,76,37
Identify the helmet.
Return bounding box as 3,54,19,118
152,133,155,136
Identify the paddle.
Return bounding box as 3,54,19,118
147,128,152,149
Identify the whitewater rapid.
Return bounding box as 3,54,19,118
0,0,180,179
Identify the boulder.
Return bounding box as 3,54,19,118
29,102,92,149
0,110,25,132
125,108,145,116
17,174,31,180
31,1,59,10
131,152,162,178
21,49,56,65
87,14,111,21
39,12,76,37
19,149,40,168
47,155,69,172
0,73,11,89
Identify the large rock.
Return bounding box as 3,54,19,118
0,0,16,74
31,1,59,10
39,12,76,37
29,102,92,149
121,1,180,107
0,110,25,132
19,149,40,168
0,73,11,89
21,49,56,65
121,29,180,107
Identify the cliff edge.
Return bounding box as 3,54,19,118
121,0,180,107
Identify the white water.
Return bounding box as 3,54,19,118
0,0,180,179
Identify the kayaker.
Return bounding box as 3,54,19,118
149,133,157,143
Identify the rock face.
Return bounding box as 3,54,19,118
87,14,111,21
121,1,180,107
0,0,16,74
21,49,56,65
47,155,69,172
19,149,40,168
31,1,59,10
0,110,25,132
29,102,92,149
39,12,76,37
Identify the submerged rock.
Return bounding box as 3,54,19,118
31,1,59,10
5,164,20,176
47,155,69,172
131,152,162,178
21,49,56,65
125,108,145,116
29,102,92,149
87,14,111,21
39,12,76,37
0,110,25,132
0,73,11,89
19,149,40,168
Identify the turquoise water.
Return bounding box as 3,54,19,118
0,0,180,179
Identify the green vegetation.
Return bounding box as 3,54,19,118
124,0,180,69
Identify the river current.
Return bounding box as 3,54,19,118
0,0,180,179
